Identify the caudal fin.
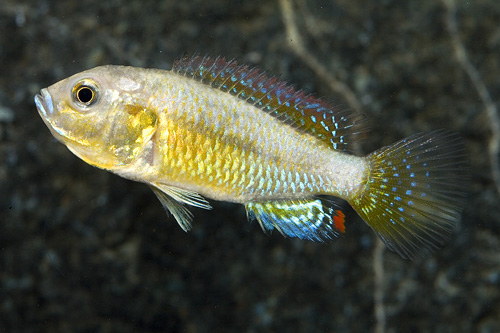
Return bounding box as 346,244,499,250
350,130,468,259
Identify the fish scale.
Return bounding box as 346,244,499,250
173,56,363,151
151,76,339,202
35,56,468,259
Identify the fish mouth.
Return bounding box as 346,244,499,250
34,88,54,118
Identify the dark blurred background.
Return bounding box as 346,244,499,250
1,0,499,331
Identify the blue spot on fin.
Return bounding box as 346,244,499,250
172,55,367,152
350,130,468,260
245,198,345,241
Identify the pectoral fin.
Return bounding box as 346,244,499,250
150,184,212,232
245,198,346,241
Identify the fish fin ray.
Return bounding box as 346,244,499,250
153,183,212,210
173,55,367,151
150,186,194,232
245,198,346,241
350,130,468,260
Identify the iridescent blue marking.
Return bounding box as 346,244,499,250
175,56,360,153
305,103,320,109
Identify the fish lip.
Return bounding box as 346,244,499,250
34,88,54,118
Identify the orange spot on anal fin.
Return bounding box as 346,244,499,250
333,210,346,233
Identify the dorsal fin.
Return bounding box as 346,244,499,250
172,55,366,152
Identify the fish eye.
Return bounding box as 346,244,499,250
72,79,99,108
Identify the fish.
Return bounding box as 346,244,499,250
35,56,468,259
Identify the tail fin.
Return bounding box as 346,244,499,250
350,130,468,259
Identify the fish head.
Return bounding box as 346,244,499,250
35,65,158,170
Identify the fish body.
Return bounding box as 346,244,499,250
35,56,467,259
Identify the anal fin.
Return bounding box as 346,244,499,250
245,198,345,241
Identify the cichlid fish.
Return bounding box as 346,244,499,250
35,56,467,259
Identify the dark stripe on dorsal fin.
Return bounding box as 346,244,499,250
173,55,366,152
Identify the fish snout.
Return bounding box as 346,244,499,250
35,88,54,118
